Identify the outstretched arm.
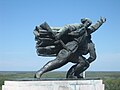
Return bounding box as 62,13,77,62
88,17,106,34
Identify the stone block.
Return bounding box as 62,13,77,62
2,79,104,90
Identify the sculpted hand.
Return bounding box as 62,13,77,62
100,17,106,23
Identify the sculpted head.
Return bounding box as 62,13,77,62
81,18,92,27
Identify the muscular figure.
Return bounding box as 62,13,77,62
34,17,106,78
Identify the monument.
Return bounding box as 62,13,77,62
2,17,106,90
33,17,106,78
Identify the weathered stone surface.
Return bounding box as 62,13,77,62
2,79,104,90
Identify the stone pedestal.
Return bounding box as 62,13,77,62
2,79,104,90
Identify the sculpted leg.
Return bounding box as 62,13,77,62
34,58,68,78
74,61,89,78
66,64,77,78
34,49,71,78
66,56,89,79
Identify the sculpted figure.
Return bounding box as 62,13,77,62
33,17,106,78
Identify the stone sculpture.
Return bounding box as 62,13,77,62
33,17,106,79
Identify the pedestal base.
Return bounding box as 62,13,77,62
2,79,104,90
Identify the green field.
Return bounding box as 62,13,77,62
0,71,120,90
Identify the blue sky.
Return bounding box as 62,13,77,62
0,0,120,71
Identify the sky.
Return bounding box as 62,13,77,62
0,0,120,71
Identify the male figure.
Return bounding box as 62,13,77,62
66,18,106,78
34,17,106,78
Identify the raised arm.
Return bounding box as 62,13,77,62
88,17,106,34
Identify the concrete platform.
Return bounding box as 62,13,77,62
2,79,104,90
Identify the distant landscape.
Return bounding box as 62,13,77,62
0,71,120,90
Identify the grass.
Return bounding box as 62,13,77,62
0,71,120,90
